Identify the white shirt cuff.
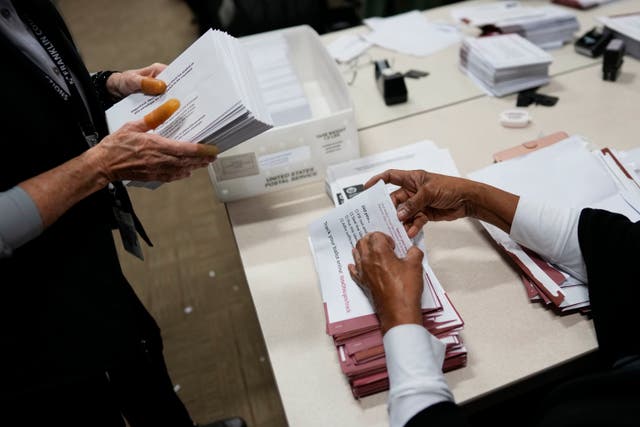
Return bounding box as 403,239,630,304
384,324,453,427
510,198,587,283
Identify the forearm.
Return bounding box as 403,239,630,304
19,148,109,229
465,181,520,233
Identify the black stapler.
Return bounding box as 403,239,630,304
374,59,407,105
574,27,612,58
602,38,625,82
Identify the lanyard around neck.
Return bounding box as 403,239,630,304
21,12,99,147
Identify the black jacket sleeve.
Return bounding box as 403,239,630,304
90,70,120,110
405,401,470,427
578,208,640,365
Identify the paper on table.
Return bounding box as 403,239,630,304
460,34,552,96
326,34,372,63
618,147,640,184
598,13,640,41
553,0,617,9
469,136,618,207
325,140,460,206
363,10,461,57
463,34,553,70
451,1,545,27
597,13,640,59
493,5,579,49
452,1,579,49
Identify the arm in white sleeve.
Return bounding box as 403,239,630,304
0,186,44,258
509,198,587,283
384,324,453,427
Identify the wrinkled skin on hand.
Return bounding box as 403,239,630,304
348,231,424,334
365,170,475,238
106,63,168,98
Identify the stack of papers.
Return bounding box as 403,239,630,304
309,144,467,398
363,10,461,57
552,0,618,10
452,2,579,49
618,147,640,181
468,134,640,313
459,34,553,96
598,13,640,59
243,34,313,126
107,29,273,188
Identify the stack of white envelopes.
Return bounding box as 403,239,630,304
106,29,273,187
243,33,312,126
493,6,579,49
599,12,640,59
460,33,553,96
452,2,579,49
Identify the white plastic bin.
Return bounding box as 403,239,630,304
208,25,359,202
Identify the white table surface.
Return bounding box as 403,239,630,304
224,54,640,427
321,0,638,130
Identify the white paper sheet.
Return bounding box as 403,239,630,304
326,34,372,63
326,140,460,206
451,1,543,27
598,13,640,42
363,10,461,57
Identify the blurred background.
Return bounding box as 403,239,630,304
182,0,459,36
54,0,457,425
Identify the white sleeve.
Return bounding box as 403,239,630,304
384,324,453,427
509,198,587,283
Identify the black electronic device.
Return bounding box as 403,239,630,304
374,59,408,106
404,69,429,79
516,88,559,107
603,38,625,82
574,27,612,58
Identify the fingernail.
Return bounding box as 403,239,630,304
141,77,166,95
397,206,408,220
199,144,219,157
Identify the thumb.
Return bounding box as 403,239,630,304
405,246,424,265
